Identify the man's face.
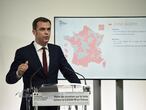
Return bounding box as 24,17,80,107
33,21,51,46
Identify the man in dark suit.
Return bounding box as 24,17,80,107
6,17,80,110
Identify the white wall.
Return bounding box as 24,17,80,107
0,0,146,110
124,80,146,110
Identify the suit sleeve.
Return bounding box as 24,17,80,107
58,47,81,83
6,49,26,84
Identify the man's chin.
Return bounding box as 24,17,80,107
43,40,49,45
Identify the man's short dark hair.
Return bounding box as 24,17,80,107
32,17,51,30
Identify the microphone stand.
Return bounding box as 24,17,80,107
74,72,88,110
65,67,88,110
25,67,41,110
24,88,31,110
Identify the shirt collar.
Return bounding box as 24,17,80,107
33,41,48,51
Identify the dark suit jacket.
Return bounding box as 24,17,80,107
6,42,80,110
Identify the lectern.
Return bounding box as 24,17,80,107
32,83,90,110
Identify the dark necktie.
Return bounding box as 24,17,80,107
42,47,48,75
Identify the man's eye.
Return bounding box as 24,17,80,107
39,28,45,31
47,28,51,31
39,28,50,31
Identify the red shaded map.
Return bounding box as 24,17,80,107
65,25,105,67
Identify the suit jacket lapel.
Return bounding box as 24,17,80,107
47,44,56,73
28,42,43,72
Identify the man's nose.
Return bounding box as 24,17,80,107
44,29,49,34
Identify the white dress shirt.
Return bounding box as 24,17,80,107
33,41,49,68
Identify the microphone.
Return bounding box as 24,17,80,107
29,67,41,91
65,67,89,110
65,67,87,85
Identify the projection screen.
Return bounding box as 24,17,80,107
54,16,146,79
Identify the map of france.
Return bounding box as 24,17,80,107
65,25,105,67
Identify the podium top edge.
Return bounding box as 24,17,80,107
41,83,90,87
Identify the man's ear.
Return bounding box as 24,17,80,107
32,30,36,36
